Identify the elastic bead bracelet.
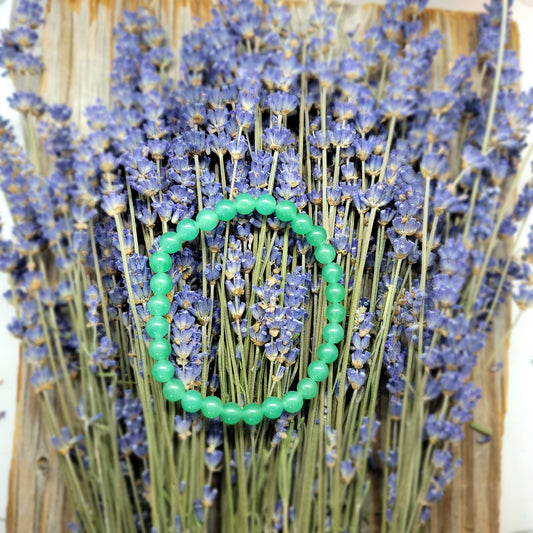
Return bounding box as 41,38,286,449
146,194,347,424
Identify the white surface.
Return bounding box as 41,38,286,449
0,3,23,533
0,1,532,532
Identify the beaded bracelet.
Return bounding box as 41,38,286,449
146,193,346,425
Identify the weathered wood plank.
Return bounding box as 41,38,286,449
8,2,516,531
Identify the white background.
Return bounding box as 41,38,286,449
0,1,532,532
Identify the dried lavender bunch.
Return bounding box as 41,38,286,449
1,0,533,531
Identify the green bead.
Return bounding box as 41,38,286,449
177,219,199,241
146,316,169,338
234,193,256,215
196,209,219,232
220,402,242,425
326,303,346,323
282,391,303,413
275,200,297,222
159,232,181,253
325,283,346,303
214,199,237,221
255,193,277,215
307,360,329,382
323,323,344,344
149,251,172,273
243,403,263,425
291,213,313,235
151,359,175,383
201,396,223,418
163,379,185,402
315,243,336,264
148,338,172,360
181,390,203,413
150,272,173,295
297,378,319,400
262,397,284,419
306,226,327,246
322,263,343,283
318,343,339,363
147,295,170,316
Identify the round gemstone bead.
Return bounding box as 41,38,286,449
297,378,319,400
220,402,242,425
326,303,346,323
282,391,303,413
147,295,170,317
291,213,313,235
318,343,339,363
151,359,175,383
181,390,203,413
234,193,256,215
323,323,344,344
325,283,346,303
314,243,336,264
149,251,172,273
201,396,223,419
149,272,173,295
148,338,171,360
255,193,277,215
177,219,199,241
306,226,327,246
262,397,284,419
196,209,219,232
214,199,237,221
159,232,181,253
307,360,329,382
242,403,263,425
146,316,169,338
275,200,297,222
322,263,343,283
163,379,185,402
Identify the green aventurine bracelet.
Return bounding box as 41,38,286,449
146,193,346,425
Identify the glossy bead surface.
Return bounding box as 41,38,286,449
306,226,327,246
181,390,203,413
163,379,185,402
214,199,237,221
177,219,199,241
147,295,170,317
196,209,219,232
146,316,169,338
159,232,181,253
322,263,343,283
255,193,276,215
314,243,336,264
151,359,175,383
325,283,346,303
150,272,173,295
307,360,329,382
149,251,172,273
282,391,304,413
243,403,263,425
262,397,284,419
234,193,256,215
201,396,223,418
318,343,339,363
326,303,346,323
220,402,242,425
148,338,172,360
275,200,297,222
323,323,344,344
297,378,319,399
291,213,313,235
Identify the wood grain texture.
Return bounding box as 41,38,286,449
8,2,517,531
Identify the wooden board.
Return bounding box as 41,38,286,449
7,2,517,531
